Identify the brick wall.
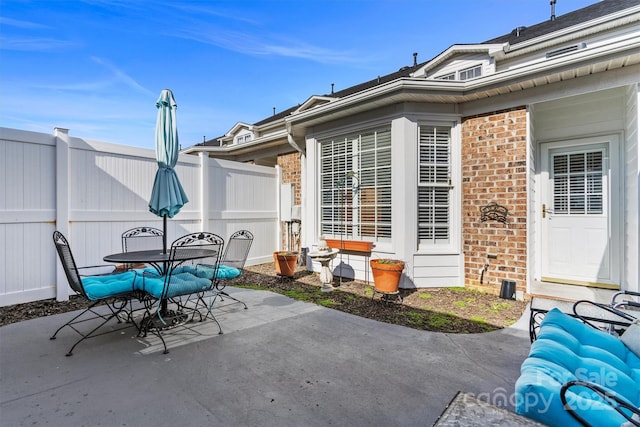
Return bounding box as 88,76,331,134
461,108,527,294
277,151,302,250
277,151,301,205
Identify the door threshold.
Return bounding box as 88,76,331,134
540,276,619,290
530,281,617,305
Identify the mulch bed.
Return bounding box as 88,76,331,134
0,263,527,333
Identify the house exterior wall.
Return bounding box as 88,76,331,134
530,86,638,293
461,108,528,294
277,151,302,250
277,151,301,205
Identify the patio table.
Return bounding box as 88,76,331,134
104,248,218,325
104,248,217,275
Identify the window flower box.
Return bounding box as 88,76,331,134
325,239,374,253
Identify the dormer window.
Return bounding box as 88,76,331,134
234,134,253,144
434,64,482,81
459,64,482,80
438,73,456,80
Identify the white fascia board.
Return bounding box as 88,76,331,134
497,7,640,59
465,31,640,91
411,44,505,77
287,32,639,126
287,79,462,123
182,129,289,154
297,95,337,112
226,121,253,137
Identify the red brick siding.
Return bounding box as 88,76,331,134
461,108,527,294
277,152,301,205
277,152,302,249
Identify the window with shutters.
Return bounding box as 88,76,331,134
418,125,452,246
319,127,392,242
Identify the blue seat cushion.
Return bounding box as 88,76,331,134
173,264,241,280
139,272,212,299
515,308,640,426
218,264,241,279
81,271,136,300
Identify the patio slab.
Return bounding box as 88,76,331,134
0,287,531,426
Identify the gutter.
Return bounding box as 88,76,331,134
287,31,640,127
287,123,305,154
495,7,640,59
182,129,289,154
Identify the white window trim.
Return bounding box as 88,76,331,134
317,126,392,243
459,64,482,81
416,120,461,254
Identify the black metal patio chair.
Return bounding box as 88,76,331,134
50,231,139,356
121,227,164,268
213,229,254,309
137,232,224,354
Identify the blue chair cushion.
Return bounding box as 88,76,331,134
139,272,212,299
218,264,241,279
173,264,241,280
81,271,136,300
515,308,640,426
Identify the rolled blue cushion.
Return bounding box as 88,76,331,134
218,264,241,279
81,271,136,300
172,264,241,279
140,272,212,299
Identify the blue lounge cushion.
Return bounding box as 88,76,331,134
81,271,136,300
139,272,212,299
515,308,640,426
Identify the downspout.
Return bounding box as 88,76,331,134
286,125,305,154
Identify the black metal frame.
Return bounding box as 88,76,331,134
214,230,254,309
121,226,164,253
529,292,639,343
560,380,640,427
138,232,224,354
50,231,137,356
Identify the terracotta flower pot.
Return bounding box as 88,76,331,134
370,259,404,293
274,251,298,277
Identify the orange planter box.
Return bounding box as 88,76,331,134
325,239,374,253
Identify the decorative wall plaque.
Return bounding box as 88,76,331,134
480,202,508,223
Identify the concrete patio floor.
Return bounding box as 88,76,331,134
0,287,532,426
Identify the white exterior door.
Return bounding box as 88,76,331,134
540,136,620,288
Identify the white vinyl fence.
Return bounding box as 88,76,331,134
0,127,278,306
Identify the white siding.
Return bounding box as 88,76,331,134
624,84,639,292
531,86,636,290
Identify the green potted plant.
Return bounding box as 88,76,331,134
370,258,404,293
273,251,299,277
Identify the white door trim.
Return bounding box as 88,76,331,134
535,134,621,288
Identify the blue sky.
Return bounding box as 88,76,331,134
1,0,597,150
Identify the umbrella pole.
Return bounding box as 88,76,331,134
162,215,168,254
161,214,168,315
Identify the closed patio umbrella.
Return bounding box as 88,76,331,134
149,89,188,252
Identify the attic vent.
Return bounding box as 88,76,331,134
546,42,587,58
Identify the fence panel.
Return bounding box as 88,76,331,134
0,127,278,306
206,158,278,266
